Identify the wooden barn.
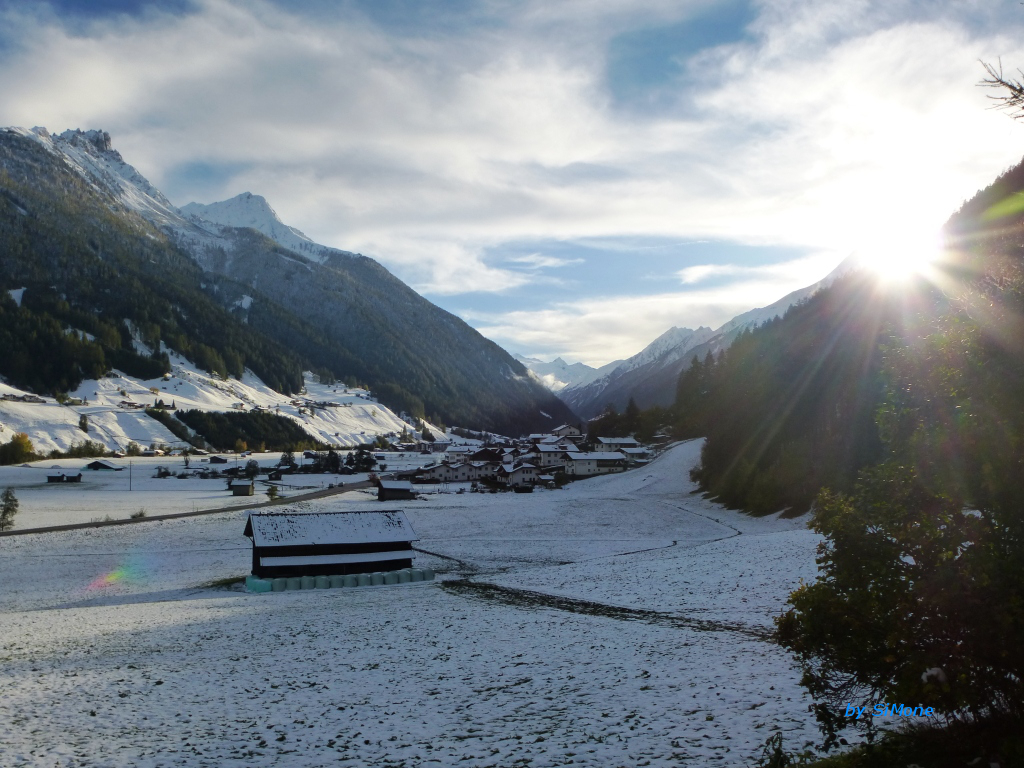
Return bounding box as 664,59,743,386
84,460,121,471
377,479,416,501
229,479,255,496
244,510,418,578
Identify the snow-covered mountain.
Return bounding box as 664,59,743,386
559,257,858,418
181,193,356,264
0,126,577,435
513,354,622,392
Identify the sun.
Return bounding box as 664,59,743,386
853,228,944,283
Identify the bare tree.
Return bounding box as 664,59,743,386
981,59,1024,118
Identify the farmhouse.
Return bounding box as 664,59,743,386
563,451,628,477
495,462,538,488
525,445,573,468
244,509,418,577
594,436,640,452
551,424,583,438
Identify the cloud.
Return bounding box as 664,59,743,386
466,251,840,366
508,253,585,269
1,0,1023,361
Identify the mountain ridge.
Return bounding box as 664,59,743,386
547,257,858,418
0,126,576,435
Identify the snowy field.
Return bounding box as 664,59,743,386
0,440,824,767
0,451,436,530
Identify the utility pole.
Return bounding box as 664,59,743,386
129,460,132,492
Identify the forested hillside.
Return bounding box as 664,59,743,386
674,272,907,514
0,132,304,395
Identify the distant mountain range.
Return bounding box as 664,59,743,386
0,127,576,436
512,354,621,392
521,257,857,419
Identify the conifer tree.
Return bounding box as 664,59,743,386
0,487,18,531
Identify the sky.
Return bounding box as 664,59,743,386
2,0,1024,366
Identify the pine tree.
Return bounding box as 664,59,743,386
0,487,18,531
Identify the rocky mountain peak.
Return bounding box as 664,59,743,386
59,129,117,157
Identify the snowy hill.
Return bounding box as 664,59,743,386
560,257,859,418
0,348,430,455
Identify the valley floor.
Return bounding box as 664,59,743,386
0,440,822,767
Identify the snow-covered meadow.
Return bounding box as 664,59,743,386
0,440,823,767
0,449,433,530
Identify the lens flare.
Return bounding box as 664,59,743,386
85,560,144,591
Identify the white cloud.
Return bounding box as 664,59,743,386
508,253,585,269
468,251,841,366
1,0,1023,360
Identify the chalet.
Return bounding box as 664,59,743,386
594,436,641,452
552,424,583,438
495,462,538,488
524,445,572,469
229,479,255,496
468,461,498,481
84,460,121,471
244,509,418,577
377,480,417,501
470,447,504,463
538,436,578,451
563,451,628,477
621,446,650,464
444,446,475,460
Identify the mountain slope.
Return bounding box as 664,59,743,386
560,258,858,419
0,127,576,435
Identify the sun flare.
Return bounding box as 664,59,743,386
854,229,944,283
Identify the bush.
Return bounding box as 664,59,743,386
0,433,35,465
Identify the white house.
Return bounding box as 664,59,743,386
621,446,651,463
552,424,583,438
563,451,627,476
594,436,641,452
495,462,538,487
524,445,572,469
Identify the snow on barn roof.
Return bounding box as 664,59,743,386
565,451,627,461
244,510,417,547
378,480,414,491
595,436,640,446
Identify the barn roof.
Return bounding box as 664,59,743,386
379,480,414,491
244,510,417,547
